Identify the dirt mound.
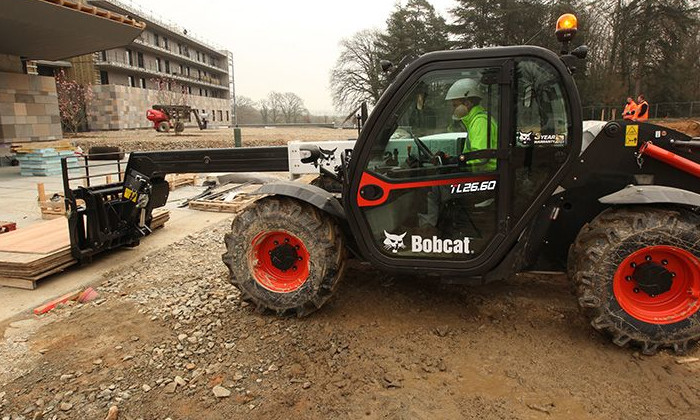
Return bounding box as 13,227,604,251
653,119,700,137
70,127,355,152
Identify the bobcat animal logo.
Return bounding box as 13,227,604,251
517,131,534,146
318,147,337,167
383,230,406,253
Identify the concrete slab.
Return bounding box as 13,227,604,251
0,164,239,323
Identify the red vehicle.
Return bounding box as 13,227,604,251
146,104,206,133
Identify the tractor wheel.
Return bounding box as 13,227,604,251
570,206,700,354
222,196,346,316
157,121,170,132
174,121,185,133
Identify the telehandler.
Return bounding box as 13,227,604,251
62,15,699,354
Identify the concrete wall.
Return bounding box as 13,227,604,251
0,72,62,145
88,84,231,130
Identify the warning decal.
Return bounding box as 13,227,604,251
625,125,639,147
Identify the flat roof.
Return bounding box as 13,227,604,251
0,0,146,61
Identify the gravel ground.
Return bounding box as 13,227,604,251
0,216,698,420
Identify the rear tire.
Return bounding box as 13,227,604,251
570,207,700,354
174,121,185,133
157,121,170,132
222,196,346,316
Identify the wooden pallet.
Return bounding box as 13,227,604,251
187,183,262,213
166,173,198,191
0,210,169,290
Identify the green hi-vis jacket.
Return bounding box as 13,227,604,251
459,105,498,171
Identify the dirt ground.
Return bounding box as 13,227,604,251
71,126,356,152
68,119,698,153
1,124,698,419
1,218,699,420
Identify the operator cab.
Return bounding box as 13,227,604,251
345,44,583,276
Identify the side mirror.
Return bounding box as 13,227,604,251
571,45,588,59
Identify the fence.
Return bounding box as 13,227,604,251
583,101,700,121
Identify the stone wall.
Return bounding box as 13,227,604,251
0,72,62,145
88,84,231,130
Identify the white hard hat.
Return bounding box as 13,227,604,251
445,78,483,101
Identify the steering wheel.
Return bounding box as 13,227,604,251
412,135,441,166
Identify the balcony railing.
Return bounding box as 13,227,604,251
131,38,228,74
95,52,229,92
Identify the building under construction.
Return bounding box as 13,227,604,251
68,0,233,130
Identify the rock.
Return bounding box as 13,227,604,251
122,355,133,361
675,357,700,365
60,374,74,381
131,336,139,342
93,358,103,365
302,381,312,389
164,382,177,394
177,333,188,342
104,405,119,420
186,363,196,370
212,385,231,398
59,402,73,411
142,384,152,392
174,376,186,386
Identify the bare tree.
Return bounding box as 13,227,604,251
235,96,262,124
330,29,385,112
279,92,308,123
152,76,188,107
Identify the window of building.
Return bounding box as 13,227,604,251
199,88,202,96
140,78,146,88
128,76,135,87
178,43,183,55
165,60,170,73
198,69,201,79
100,71,109,84
179,64,184,74
226,110,229,121
137,52,144,68
167,82,172,91
188,86,192,94
164,37,169,49
156,58,161,72
100,50,107,61
212,110,215,121
154,33,160,47
196,51,201,61
218,110,223,121
186,66,190,76
205,90,209,97
126,49,133,66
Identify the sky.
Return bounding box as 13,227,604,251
129,0,456,115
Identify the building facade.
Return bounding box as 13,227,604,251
74,0,233,130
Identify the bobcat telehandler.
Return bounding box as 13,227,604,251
62,15,700,355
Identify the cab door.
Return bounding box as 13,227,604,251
345,48,581,276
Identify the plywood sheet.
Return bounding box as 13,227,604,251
0,217,69,254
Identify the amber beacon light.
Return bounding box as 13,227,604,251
555,13,578,42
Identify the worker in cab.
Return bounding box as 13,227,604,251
634,94,649,121
445,78,498,171
622,96,637,120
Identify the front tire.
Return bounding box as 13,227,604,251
570,207,700,354
222,196,346,316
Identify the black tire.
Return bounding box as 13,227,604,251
222,196,346,316
174,121,185,133
88,146,124,160
570,206,700,355
156,121,170,132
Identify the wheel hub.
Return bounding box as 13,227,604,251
269,243,298,271
633,262,673,296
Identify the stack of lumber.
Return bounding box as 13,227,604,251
0,210,170,290
13,142,77,177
